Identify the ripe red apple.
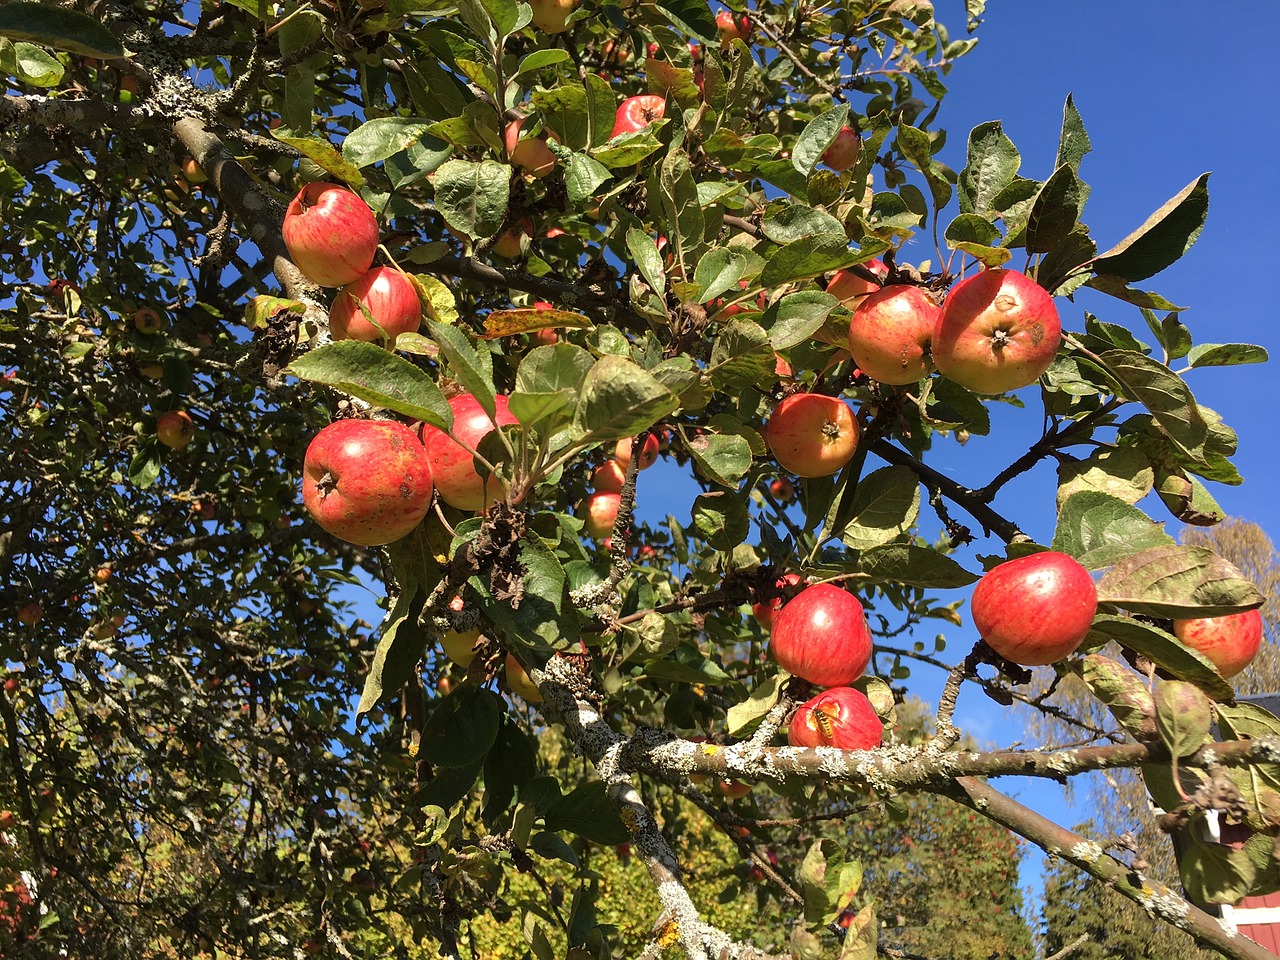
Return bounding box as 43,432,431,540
788,687,883,750
768,477,795,503
848,285,940,385
506,654,543,703
769,583,874,687
505,119,557,178
821,125,861,172
530,0,578,33
531,329,559,346
752,572,803,630
1173,608,1264,678
2,677,18,693
328,266,422,343
16,603,41,626
580,491,621,539
614,434,660,471
282,183,380,287
765,394,858,478
611,95,666,137
827,259,887,304
441,627,481,667
592,459,626,493
302,419,434,545
932,269,1061,394
716,778,752,799
156,410,196,449
716,9,750,44
133,307,164,334
420,394,519,511
971,551,1096,666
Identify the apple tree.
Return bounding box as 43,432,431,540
0,0,1275,958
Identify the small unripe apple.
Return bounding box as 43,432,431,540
821,126,861,172
770,583,874,687
505,654,543,703
493,219,531,259
1173,608,1264,679
933,269,1061,394
16,603,42,626
716,9,750,45
765,394,858,478
505,119,557,178
282,183,380,287
180,157,208,184
848,285,940,385
420,394,519,511
827,259,887,304
788,687,883,749
133,308,164,334
529,0,578,33
592,460,626,493
441,627,481,667
611,95,666,137
156,410,196,449
614,434,660,471
971,551,1096,666
581,491,621,539
328,266,422,344
139,363,164,380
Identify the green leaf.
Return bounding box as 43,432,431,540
687,433,752,487
564,152,612,204
358,589,428,714
726,675,782,738
511,344,593,427
925,377,991,435
1,41,64,87
432,158,511,239
543,781,630,844
1086,615,1234,701
1100,350,1208,464
957,120,1020,216
1071,654,1156,742
1055,94,1092,175
792,104,851,176
1097,545,1266,618
272,134,365,189
694,248,748,304
626,228,667,297
573,356,678,442
422,687,504,767
1181,833,1257,906
426,319,497,417
286,341,452,429
767,292,838,350
761,234,869,287
707,319,774,390
532,84,590,151
896,124,952,210
691,492,750,551
1056,448,1154,507
1186,343,1268,368
1154,680,1213,758
1084,275,1186,312
856,544,978,588
0,2,126,58
1051,491,1174,570
517,48,570,75
343,118,435,169
655,0,718,43
761,205,847,245
1025,163,1084,255
944,213,1000,248
1094,174,1210,282
838,466,920,551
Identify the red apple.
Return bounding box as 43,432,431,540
0,810,15,830
768,477,795,503
716,778,752,799
752,572,803,629
156,410,196,449
580,491,621,539
1173,608,1264,679
933,269,1061,393
614,434,660,471
788,687,883,750
827,259,887,304
530,0,578,33
611,95,666,137
328,266,422,343
93,564,112,584
302,419,434,545
531,329,559,346
16,603,41,626
716,9,750,45
769,583,873,687
848,285,940,385
592,459,626,493
282,183,379,287
971,551,1096,666
505,119,557,178
533,301,555,310
2,678,18,693
506,654,543,703
821,125,861,172
420,394,519,511
133,307,164,334
765,394,858,478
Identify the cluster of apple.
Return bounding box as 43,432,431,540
580,434,660,539
129,306,201,451
282,183,422,344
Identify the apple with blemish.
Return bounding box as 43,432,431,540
1173,608,1264,678
328,266,422,343
420,394,519,511
765,394,858,478
611,95,666,137
282,183,379,287
157,410,196,450
788,687,883,749
821,125,861,171
848,285,940,385
580,491,621,539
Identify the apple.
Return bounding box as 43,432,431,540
2,677,18,693
717,279,767,317
611,95,666,137
156,410,196,449
282,183,380,287
328,266,422,344
970,551,1096,666
932,268,1061,393
93,564,112,584
180,157,208,184
493,219,532,259
133,307,164,334
531,329,559,346
768,477,795,503
770,583,873,687
505,119,557,178
716,9,750,44
847,285,940,385
530,0,578,33
16,603,41,626
716,778,752,799
788,687,883,750
765,394,859,478
580,491,621,539
592,460,626,493
420,394,519,511
506,654,543,703
1173,608,1264,678
614,434,660,471
441,627,481,667
821,125,861,172
752,572,803,630
302,419,434,546
0,810,15,830
827,259,887,304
